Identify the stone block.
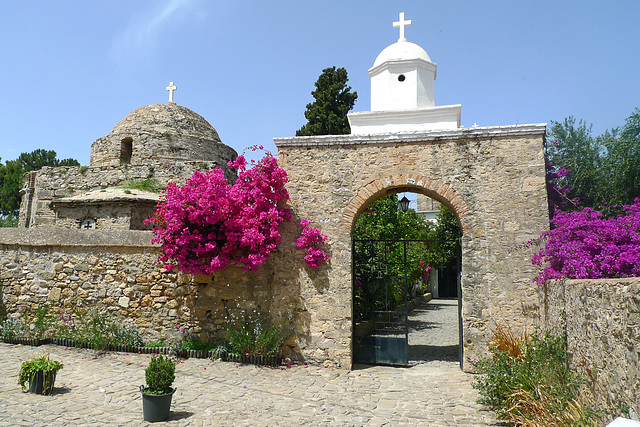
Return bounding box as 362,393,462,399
74,263,89,272
48,287,61,302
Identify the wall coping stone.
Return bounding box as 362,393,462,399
273,123,547,147
0,228,156,248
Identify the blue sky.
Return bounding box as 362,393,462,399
1,1,638,165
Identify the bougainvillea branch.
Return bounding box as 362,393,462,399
145,149,291,274
295,219,330,269
532,199,640,285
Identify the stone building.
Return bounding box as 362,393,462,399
19,96,237,230
273,12,549,368
2,14,551,370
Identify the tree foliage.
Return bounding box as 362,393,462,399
0,149,79,224
296,66,358,136
546,108,640,213
353,195,461,267
352,195,462,320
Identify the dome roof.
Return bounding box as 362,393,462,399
109,102,221,142
373,40,431,68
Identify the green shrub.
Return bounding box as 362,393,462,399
473,325,601,425
145,355,175,394
26,304,58,339
226,314,289,356
113,325,144,347
0,318,24,339
18,352,63,393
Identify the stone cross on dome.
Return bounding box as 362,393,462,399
393,12,412,42
166,82,177,103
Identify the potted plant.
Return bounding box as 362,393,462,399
18,352,63,395
140,354,176,422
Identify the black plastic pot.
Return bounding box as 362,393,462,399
140,386,176,422
29,370,58,395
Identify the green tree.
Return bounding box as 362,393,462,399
296,66,358,136
16,149,78,171
546,117,602,208
0,150,79,226
352,195,462,319
353,194,432,241
599,108,640,207
432,204,463,266
547,108,640,212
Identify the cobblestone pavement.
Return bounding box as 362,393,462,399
0,299,500,426
408,298,461,364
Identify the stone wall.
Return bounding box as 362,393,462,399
19,160,236,229
275,124,550,369
4,123,553,369
540,278,640,413
0,228,305,359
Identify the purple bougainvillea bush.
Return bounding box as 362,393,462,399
532,199,640,285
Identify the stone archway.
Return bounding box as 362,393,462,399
347,179,466,366
275,124,549,370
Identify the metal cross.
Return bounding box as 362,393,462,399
393,12,412,42
166,82,177,103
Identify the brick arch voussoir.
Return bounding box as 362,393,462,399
341,174,473,235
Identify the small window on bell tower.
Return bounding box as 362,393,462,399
120,138,133,164
398,74,406,82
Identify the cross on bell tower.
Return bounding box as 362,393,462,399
166,82,177,103
393,12,412,42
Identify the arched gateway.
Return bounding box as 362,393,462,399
274,13,548,370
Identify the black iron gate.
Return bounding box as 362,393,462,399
353,239,462,366
353,239,431,365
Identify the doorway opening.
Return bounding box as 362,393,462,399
351,193,462,367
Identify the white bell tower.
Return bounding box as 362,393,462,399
370,12,437,111
349,12,461,134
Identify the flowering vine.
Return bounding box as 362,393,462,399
294,219,330,269
145,149,290,274
418,260,431,281
531,199,640,285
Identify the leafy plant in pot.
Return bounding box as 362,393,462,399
140,355,176,422
18,352,63,395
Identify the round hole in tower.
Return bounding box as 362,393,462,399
398,74,406,82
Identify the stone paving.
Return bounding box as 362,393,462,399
0,299,500,426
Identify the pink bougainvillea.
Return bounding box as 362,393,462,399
532,199,640,285
145,150,290,274
295,219,330,269
418,260,431,281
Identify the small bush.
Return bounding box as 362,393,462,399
473,325,602,425
113,325,144,347
173,325,213,353
0,318,24,339
226,314,289,356
26,304,58,339
145,355,175,394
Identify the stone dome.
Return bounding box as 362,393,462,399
90,102,237,168
372,40,431,68
110,103,221,142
